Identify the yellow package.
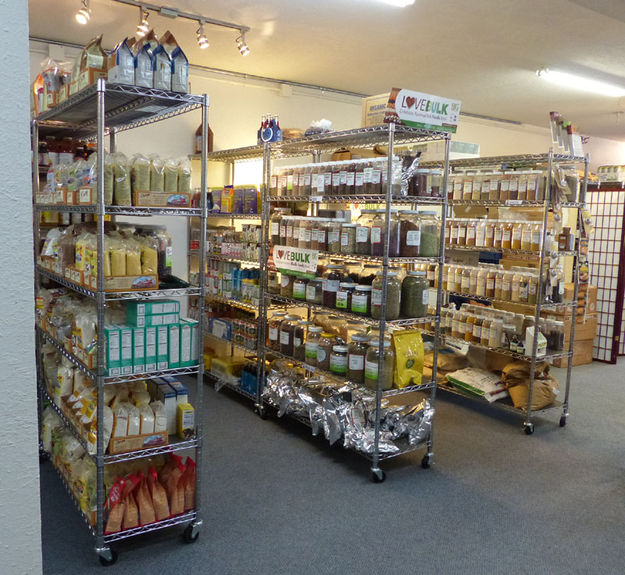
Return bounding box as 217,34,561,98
392,329,424,389
110,249,126,276
220,187,234,213
139,236,158,275
125,239,142,276
176,403,195,439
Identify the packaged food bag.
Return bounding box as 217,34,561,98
113,153,132,206
178,157,192,195
392,330,424,389
160,454,186,515
125,237,142,276
139,235,158,276
136,472,156,526
149,154,165,192
502,361,559,410
105,477,126,534
147,466,170,521
131,154,151,192
121,474,141,530
164,158,179,194
182,458,196,511
104,153,114,204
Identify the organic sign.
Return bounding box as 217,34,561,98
273,245,319,279
385,88,461,133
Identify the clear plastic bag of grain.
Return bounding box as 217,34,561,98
113,152,132,205
104,153,114,204
149,154,165,192
131,154,151,192
178,157,192,195
164,157,179,194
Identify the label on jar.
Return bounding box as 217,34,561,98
466,227,476,241
324,279,340,293
463,181,472,196
519,282,529,300
281,275,291,287
372,169,382,184
306,284,317,301
286,225,293,240
317,347,328,364
356,226,370,243
304,173,311,187
355,172,364,187
270,222,279,237
317,175,325,193
422,290,430,305
512,228,522,241
330,354,348,374
269,327,278,342
305,342,318,359
490,179,499,191
365,360,379,381
340,231,350,247
531,230,541,247
371,227,382,244
301,228,311,243
294,336,302,348
311,228,319,245
328,229,340,245
339,171,347,185
324,173,332,188
487,278,495,291
351,294,368,313
280,223,288,238
336,291,349,309
372,289,383,305
318,229,327,245
528,282,537,296
473,324,481,339
363,167,373,183
406,230,421,246
270,175,278,190
278,175,287,191
346,172,355,187
500,180,510,192
293,282,306,299
280,330,290,345
348,354,365,371
332,173,341,187
502,229,511,243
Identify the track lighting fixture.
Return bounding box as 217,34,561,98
237,33,250,56
75,0,90,24
136,7,150,37
196,22,209,49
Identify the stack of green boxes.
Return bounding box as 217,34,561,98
103,300,199,376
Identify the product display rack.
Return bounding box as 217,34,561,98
439,150,588,433
32,80,209,565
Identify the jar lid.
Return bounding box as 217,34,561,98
326,264,345,270
420,211,438,216
283,314,301,321
321,332,336,338
401,210,420,215
376,270,398,277
272,312,287,317
355,285,372,292
370,339,392,348
407,271,427,277
339,282,357,288
341,223,357,228
351,333,371,342
297,320,310,325
308,326,323,332
332,345,348,353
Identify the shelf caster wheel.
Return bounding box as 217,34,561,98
254,404,268,420
39,450,49,464
421,453,432,469
183,523,200,544
97,548,118,567
559,414,568,428
370,468,386,483
524,422,534,435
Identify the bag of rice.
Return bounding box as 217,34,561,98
178,157,192,195
149,154,165,192
164,158,179,194
113,153,132,205
131,154,151,192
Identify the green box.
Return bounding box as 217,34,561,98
103,325,121,376
168,323,181,368
145,326,157,371
180,318,199,367
126,300,181,326
120,325,134,376
156,325,169,370
132,327,145,374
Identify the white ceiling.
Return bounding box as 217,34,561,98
28,0,625,140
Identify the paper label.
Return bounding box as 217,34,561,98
356,227,370,243
365,360,379,380
336,291,349,309
371,227,382,244
423,290,430,305
280,330,290,345
269,327,278,341
406,230,421,246
372,289,383,305
324,279,340,293
349,354,364,370
305,342,318,359
330,354,347,374
351,294,368,313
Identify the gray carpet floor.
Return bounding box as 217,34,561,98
40,361,625,574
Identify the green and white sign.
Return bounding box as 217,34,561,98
385,87,461,133
273,245,319,279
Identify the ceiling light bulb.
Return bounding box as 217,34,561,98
237,34,250,56
537,68,625,98
376,0,416,6
196,24,209,49
136,8,149,37
75,0,90,24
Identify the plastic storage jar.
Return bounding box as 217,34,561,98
330,345,349,376
399,210,421,256
340,223,357,255
351,285,372,316
316,332,336,370
322,265,345,308
306,278,324,304
348,333,370,384
371,271,401,320
267,312,287,351
326,220,343,254
270,208,291,245
336,282,356,310
279,314,301,357
401,271,429,318
364,339,395,391
293,321,308,361
293,277,308,300
280,273,294,298
305,326,323,366
355,210,375,255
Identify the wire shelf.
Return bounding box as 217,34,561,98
448,198,583,208
204,372,258,401
206,254,261,267
268,194,445,205
266,293,435,327
206,294,259,313
206,212,262,219
34,204,202,217
37,267,97,298
423,153,585,169
34,204,97,213
36,82,204,140
446,245,541,256
103,366,200,386
317,251,441,264
38,326,95,380
445,291,578,310
203,330,258,354
104,511,197,543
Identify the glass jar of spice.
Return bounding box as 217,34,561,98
372,271,401,320
336,282,356,311
365,339,395,391
330,345,349,376
322,265,345,308
401,271,429,318
340,223,357,255
317,332,336,370
305,326,323,366
351,285,372,316
348,333,370,384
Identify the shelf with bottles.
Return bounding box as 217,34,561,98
269,208,442,261
437,303,571,361
204,258,261,312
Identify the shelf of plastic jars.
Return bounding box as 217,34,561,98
445,291,578,311
205,294,259,313
437,333,572,362
316,251,441,264
422,152,585,170
445,245,576,258
265,293,435,328
267,194,445,205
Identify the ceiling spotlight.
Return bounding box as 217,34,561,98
136,7,150,38
237,33,250,56
537,67,625,98
75,0,90,24
196,22,209,49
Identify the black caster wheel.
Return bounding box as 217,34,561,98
421,454,432,469
39,450,50,464
183,524,200,544
559,415,567,428
524,422,535,435
98,549,118,567
254,404,268,420
370,469,386,483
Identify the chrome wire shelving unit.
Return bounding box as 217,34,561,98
32,80,208,565
439,150,588,433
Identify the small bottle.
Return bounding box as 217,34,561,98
521,223,532,250
489,318,504,348
486,268,496,298
501,222,513,250
457,220,467,246
493,222,503,249
481,317,491,346
511,222,522,250
465,314,475,342
466,220,477,247
195,123,214,154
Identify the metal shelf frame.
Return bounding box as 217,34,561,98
267,194,445,205
32,79,208,562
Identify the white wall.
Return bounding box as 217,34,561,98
2,3,43,575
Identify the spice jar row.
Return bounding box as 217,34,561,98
270,265,431,320
270,209,441,258
438,303,565,355
445,219,542,251
266,312,397,390
206,260,260,305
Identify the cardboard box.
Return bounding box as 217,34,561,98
163,377,188,405
180,321,193,367
119,325,133,375
145,326,157,371
362,93,390,127
176,403,194,439
107,39,135,85
168,324,181,368
128,312,180,328
103,275,158,292
552,339,594,368
132,327,145,374
126,300,180,323
156,325,169,370
107,430,168,455
133,190,190,207
103,326,121,376
181,318,200,366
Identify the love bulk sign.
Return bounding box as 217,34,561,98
385,87,462,133
272,245,319,279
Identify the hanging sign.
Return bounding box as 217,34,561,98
272,245,319,279
385,87,461,133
